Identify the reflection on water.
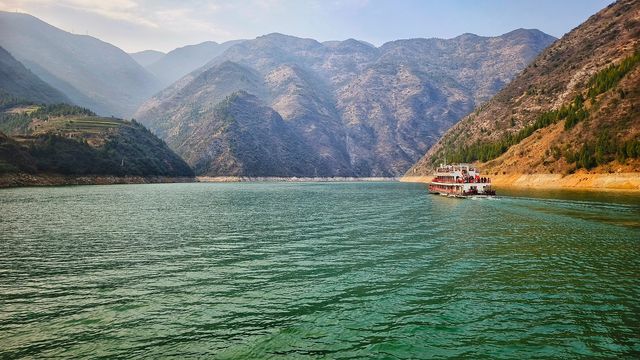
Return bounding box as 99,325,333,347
0,182,639,359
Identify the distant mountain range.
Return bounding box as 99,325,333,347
0,11,160,118
407,0,640,178
0,35,193,184
129,50,165,67
0,45,69,105
0,10,570,179
142,40,245,88
136,30,556,176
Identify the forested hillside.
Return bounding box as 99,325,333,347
0,100,194,179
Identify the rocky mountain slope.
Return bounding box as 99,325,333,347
174,91,329,176
0,11,161,118
136,30,555,177
146,40,244,87
130,50,165,67
0,46,69,105
406,0,640,181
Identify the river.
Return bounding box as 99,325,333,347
1,182,638,358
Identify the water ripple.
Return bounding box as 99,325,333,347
1,182,639,359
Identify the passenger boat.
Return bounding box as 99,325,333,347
428,163,496,198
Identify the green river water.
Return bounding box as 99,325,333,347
0,182,639,359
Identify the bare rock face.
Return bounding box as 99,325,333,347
407,0,640,177
136,30,555,176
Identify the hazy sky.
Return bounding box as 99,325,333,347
0,0,613,53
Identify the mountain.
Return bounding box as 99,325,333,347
175,91,329,176
136,30,555,177
146,40,245,87
406,0,640,181
0,102,194,182
0,11,161,118
0,46,69,105
130,50,165,67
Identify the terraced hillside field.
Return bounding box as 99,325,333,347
0,103,194,177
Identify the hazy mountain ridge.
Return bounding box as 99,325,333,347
136,30,555,176
0,46,70,105
145,40,245,87
407,0,640,178
136,61,268,144
130,50,165,67
0,11,161,118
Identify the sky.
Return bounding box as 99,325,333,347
0,0,614,53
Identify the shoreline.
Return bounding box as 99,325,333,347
401,172,640,192
0,174,400,188
196,176,399,182
0,173,195,188
3,172,637,191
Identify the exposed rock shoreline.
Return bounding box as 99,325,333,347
401,172,640,192
0,173,196,188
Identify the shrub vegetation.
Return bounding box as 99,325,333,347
434,51,640,167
